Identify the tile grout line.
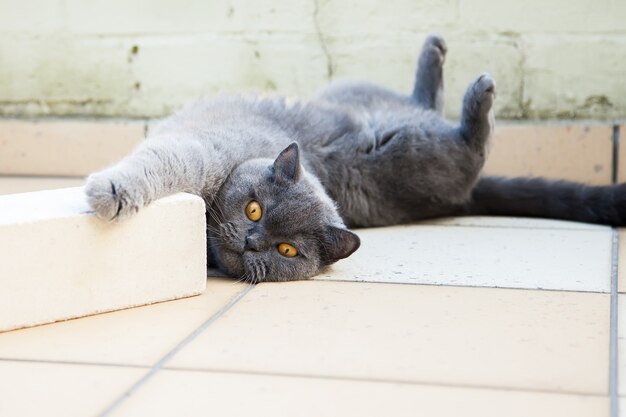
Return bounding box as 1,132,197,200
312,277,611,294
0,355,610,398
163,365,610,398
413,223,610,232
611,228,619,417
0,357,151,369
97,284,256,417
611,124,620,417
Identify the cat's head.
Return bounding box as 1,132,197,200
209,143,360,282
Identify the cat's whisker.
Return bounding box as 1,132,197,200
257,260,267,282
205,227,222,238
204,196,225,223
205,206,223,227
234,272,248,285
204,223,221,234
249,261,257,284
209,193,228,220
254,261,263,283
210,194,227,221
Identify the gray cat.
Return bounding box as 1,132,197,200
86,34,626,282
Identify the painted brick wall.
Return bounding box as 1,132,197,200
0,0,624,119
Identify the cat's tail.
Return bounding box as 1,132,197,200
461,176,626,226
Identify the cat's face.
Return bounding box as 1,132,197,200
209,143,360,282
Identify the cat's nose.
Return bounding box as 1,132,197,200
244,234,261,251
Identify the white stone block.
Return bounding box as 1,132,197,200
0,188,207,332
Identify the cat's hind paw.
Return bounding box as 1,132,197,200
466,73,496,115
459,73,496,151
422,34,447,63
85,172,143,221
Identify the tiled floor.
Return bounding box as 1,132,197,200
0,121,621,416
0,216,619,417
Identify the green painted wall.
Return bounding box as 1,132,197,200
1,0,625,119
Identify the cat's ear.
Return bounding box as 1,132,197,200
273,142,301,182
323,226,361,264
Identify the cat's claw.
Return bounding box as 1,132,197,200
85,173,142,221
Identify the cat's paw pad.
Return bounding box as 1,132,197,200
423,34,447,56
421,34,447,64
85,173,142,221
474,73,496,95
469,73,496,111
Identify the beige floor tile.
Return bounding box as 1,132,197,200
0,119,144,176
483,124,613,185
0,278,248,366
110,369,609,417
0,175,85,195
0,360,143,417
168,281,610,395
328,224,612,292
420,215,608,230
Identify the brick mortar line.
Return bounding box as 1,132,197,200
97,283,256,417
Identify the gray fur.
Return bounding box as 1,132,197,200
90,34,598,282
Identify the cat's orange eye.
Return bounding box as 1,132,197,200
277,243,298,257
245,200,262,222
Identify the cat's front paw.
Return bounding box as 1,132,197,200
85,172,143,221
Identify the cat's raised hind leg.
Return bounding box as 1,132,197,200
412,34,447,114
459,73,496,155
